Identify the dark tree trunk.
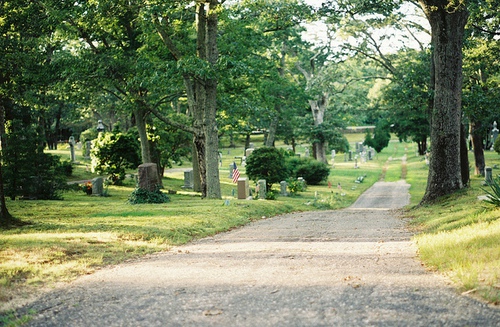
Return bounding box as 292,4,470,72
470,120,485,176
419,0,469,203
0,104,15,227
134,107,152,164
460,123,470,187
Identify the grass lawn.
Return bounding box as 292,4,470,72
1,134,500,323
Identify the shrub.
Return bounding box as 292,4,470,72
3,115,67,200
91,131,141,185
128,186,170,204
287,177,306,195
482,177,500,207
295,159,330,185
245,147,288,190
364,119,391,153
494,136,500,154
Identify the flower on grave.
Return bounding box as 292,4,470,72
82,181,92,195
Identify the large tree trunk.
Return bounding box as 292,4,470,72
470,120,485,176
460,123,470,187
0,104,14,227
265,115,278,147
309,95,328,163
419,0,468,203
203,0,221,199
133,107,152,164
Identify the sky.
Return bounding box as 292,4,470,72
301,0,431,52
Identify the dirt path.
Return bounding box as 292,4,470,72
20,181,500,326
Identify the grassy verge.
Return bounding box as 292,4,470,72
405,150,500,304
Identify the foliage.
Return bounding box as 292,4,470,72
295,159,330,185
481,177,500,207
287,177,306,195
59,161,73,177
364,120,391,153
3,115,67,200
128,187,170,204
495,136,500,155
245,147,288,190
285,156,330,185
329,131,350,153
90,131,141,185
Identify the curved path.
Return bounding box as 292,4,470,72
22,181,500,326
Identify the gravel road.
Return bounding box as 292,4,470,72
20,181,500,326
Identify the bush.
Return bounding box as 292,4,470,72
494,136,500,154
245,147,288,190
364,119,391,153
287,177,306,195
57,160,73,177
91,131,141,184
482,177,500,207
286,157,330,185
3,115,67,200
295,159,330,185
128,186,170,204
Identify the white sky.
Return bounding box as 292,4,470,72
301,0,431,52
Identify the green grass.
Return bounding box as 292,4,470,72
2,134,500,318
406,150,500,304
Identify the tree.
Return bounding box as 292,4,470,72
462,0,500,176
418,0,469,202
152,0,222,199
364,119,391,153
380,49,431,155
0,0,56,225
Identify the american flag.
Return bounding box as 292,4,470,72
232,162,240,183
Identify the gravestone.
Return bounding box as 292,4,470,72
257,179,267,199
183,169,193,189
368,149,372,160
245,148,254,158
85,141,91,159
280,181,288,196
69,136,76,162
485,167,493,184
138,163,160,191
348,150,353,161
92,177,104,196
491,121,499,150
237,178,249,199
228,164,235,178
304,148,310,158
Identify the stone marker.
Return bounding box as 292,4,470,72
485,167,493,184
69,136,76,162
258,179,267,199
85,141,91,159
491,121,499,150
237,178,249,199
349,150,352,161
92,177,104,196
280,181,288,196
183,169,193,189
245,148,254,158
228,164,234,178
138,163,160,191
